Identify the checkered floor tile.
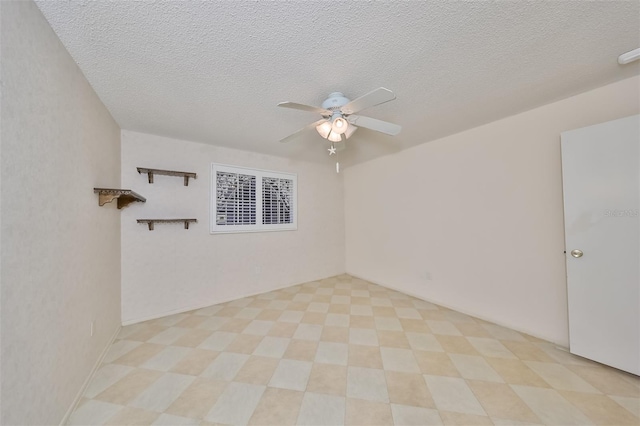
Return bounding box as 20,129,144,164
68,275,640,425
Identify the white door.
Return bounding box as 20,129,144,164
561,114,639,375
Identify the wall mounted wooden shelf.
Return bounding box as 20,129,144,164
137,167,197,186
137,218,197,230
94,188,146,209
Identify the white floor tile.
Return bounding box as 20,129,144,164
198,331,238,351
426,321,462,336
83,364,133,399
142,346,191,372
349,328,379,346
406,332,444,352
68,400,123,425
253,336,290,358
102,340,142,363
201,352,249,380
347,366,389,402
206,382,266,425
315,342,348,365
293,324,323,341
391,403,443,425
243,320,274,335
449,354,504,383
148,327,189,345
269,359,313,391
525,361,600,393
380,347,420,373
297,392,346,426
424,375,486,416
152,413,200,425
467,336,517,359
129,373,194,412
326,313,350,327
512,385,594,425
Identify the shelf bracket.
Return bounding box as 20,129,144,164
137,218,197,231
94,188,146,209
137,167,197,186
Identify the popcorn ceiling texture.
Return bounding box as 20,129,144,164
35,1,639,166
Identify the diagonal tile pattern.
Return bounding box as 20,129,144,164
69,275,640,425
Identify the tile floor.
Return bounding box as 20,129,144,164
69,275,640,425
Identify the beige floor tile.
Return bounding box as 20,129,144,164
449,354,504,383
170,349,219,376
386,371,436,409
511,385,593,425
176,315,208,329
424,375,485,416
414,351,461,377
301,312,326,324
559,390,640,425
525,361,600,393
567,364,640,397
378,330,411,349
435,335,480,356
283,339,318,361
345,398,393,426
113,343,166,367
127,324,167,342
467,380,541,423
467,337,517,359
267,321,297,337
172,329,215,347
455,323,492,338
217,318,251,333
249,388,304,425
72,276,634,426
165,378,228,419
95,368,163,405
438,411,493,425
225,334,264,354
129,373,195,412
256,309,283,321
485,358,550,388
348,344,383,369
321,325,349,343
201,352,249,381
400,318,431,333
307,363,348,396
104,407,161,425
500,340,554,362
350,315,376,328
234,355,279,385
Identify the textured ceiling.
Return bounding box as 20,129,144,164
35,1,639,166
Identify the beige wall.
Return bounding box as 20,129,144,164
120,130,345,324
344,76,640,346
1,2,122,424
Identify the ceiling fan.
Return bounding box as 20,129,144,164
277,87,402,146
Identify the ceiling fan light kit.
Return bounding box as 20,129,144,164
277,87,402,171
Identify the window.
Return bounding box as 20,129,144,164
211,163,297,233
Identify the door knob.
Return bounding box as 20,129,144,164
570,249,584,258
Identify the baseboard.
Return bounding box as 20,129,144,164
347,271,566,348
121,273,346,326
59,325,121,426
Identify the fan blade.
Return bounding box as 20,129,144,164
340,87,396,115
279,119,328,143
278,102,331,116
348,115,401,136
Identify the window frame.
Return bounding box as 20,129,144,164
210,163,298,234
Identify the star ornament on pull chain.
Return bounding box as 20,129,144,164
328,145,337,155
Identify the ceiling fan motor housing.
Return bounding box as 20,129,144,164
322,92,351,111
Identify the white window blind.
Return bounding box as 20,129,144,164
211,163,297,233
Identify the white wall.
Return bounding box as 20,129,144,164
344,76,640,346
1,1,122,424
121,130,345,324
